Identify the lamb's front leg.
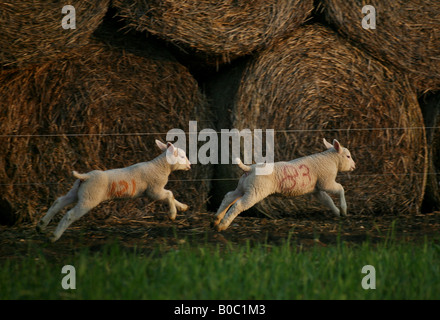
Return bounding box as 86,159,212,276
338,187,347,217
321,181,347,217
150,189,180,220
174,198,189,212
314,191,340,217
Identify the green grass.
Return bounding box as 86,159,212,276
1,237,439,299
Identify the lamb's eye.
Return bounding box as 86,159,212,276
347,155,351,158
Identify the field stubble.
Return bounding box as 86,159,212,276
1,210,440,261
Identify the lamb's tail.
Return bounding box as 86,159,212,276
235,158,252,172
72,170,90,181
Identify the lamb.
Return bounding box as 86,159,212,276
213,138,356,231
36,140,191,242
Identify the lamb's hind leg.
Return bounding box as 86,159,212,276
36,180,80,233
216,189,270,232
212,190,242,227
50,200,97,242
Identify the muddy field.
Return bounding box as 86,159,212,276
1,209,440,261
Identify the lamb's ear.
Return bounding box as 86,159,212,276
167,142,179,157
333,139,343,154
166,142,178,156
155,140,168,151
323,138,333,149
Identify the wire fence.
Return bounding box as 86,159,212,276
0,125,434,187
0,125,434,138
0,173,437,187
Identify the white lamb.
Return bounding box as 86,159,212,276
213,138,356,231
36,140,191,242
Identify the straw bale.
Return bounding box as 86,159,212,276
212,24,427,217
112,0,314,65
320,0,440,92
0,0,110,68
0,25,212,225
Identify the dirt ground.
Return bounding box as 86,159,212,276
1,210,440,261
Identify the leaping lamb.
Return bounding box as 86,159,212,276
36,140,191,242
213,138,356,231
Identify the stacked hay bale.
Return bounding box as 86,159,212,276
0,0,110,67
320,0,440,92
320,0,440,214
212,24,427,216
112,0,314,65
0,22,212,225
0,0,435,226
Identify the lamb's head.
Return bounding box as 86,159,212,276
155,140,191,171
323,138,355,172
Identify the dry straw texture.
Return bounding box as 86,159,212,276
214,24,427,217
320,0,440,92
0,26,212,225
0,0,109,68
113,0,314,64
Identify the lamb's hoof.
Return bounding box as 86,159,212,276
180,204,189,212
332,210,340,218
215,223,227,232
49,234,59,243
36,223,45,234
211,218,220,229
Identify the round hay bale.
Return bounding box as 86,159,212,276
0,0,109,68
214,24,427,217
112,0,314,65
0,26,212,225
320,0,440,92
420,93,440,212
